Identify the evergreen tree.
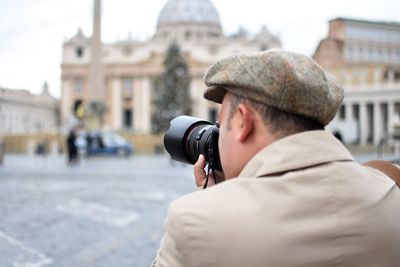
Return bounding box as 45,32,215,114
152,41,192,133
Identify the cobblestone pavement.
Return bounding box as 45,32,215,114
0,154,195,267
0,152,398,267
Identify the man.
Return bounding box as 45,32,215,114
66,128,78,164
152,50,400,267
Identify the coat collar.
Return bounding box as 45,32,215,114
239,130,354,178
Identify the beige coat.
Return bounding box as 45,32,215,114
152,131,400,267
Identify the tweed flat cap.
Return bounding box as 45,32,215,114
203,50,344,125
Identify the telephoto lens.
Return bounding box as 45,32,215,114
164,115,222,171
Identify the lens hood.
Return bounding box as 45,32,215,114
164,115,212,164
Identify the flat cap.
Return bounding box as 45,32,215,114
203,50,344,125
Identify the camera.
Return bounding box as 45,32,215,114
164,115,222,171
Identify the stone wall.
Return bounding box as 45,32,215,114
2,132,164,155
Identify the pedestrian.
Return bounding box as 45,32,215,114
152,50,400,266
66,129,78,164
0,137,4,165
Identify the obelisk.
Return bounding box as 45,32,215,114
89,0,104,101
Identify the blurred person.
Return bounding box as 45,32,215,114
35,142,46,156
0,138,4,165
66,128,78,164
152,50,400,267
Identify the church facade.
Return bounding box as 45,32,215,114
61,0,281,133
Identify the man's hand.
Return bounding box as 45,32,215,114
194,154,225,189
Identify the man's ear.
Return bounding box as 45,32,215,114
237,103,254,142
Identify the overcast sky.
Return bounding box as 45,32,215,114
0,0,399,98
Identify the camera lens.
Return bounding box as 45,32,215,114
187,124,217,163
164,115,222,171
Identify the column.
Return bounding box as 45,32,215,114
142,78,151,133
373,102,382,145
133,78,151,133
359,102,368,145
388,69,395,84
61,80,72,129
344,102,351,122
27,139,35,156
133,79,141,132
111,78,122,130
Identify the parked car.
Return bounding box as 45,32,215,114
76,131,134,156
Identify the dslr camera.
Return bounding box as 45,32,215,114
164,115,222,172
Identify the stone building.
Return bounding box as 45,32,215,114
313,17,400,145
60,0,281,133
0,83,59,135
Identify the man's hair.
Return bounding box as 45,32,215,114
228,93,324,139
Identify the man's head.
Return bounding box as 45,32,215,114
204,50,344,179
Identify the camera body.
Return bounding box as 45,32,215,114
164,115,222,171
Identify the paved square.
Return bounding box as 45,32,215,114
0,155,194,267
0,151,396,266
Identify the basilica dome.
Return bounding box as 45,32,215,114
157,0,222,28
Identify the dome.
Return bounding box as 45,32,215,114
157,0,222,29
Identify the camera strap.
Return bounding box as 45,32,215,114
203,147,217,189
203,163,211,189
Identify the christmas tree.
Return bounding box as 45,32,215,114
152,42,192,133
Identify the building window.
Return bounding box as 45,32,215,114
23,113,30,132
377,48,383,60
123,109,133,129
359,47,363,59
389,50,394,60
348,45,353,54
76,47,84,58
395,71,400,81
74,78,84,94
345,45,353,61
368,48,373,60
381,103,388,135
367,104,374,144
395,103,400,117
35,120,43,132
